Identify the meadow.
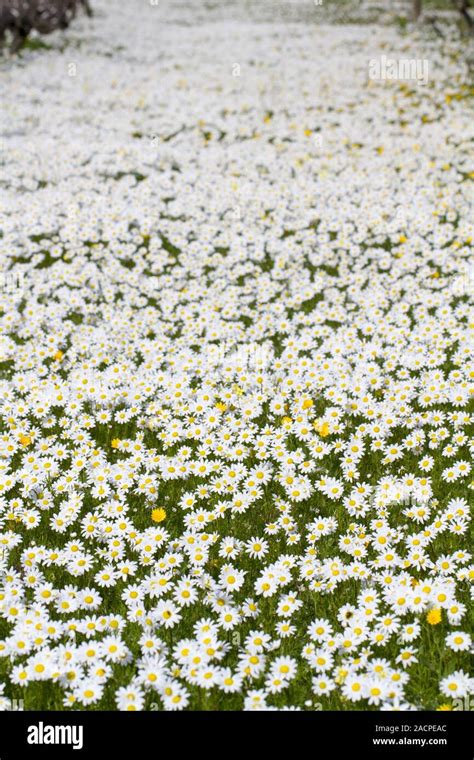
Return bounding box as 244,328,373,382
0,0,472,711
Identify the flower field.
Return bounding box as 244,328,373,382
0,0,473,712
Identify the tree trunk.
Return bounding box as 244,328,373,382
413,0,422,20
456,0,473,27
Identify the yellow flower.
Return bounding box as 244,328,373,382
215,402,227,411
19,434,32,447
437,704,453,711
111,438,121,449
314,422,330,437
53,350,64,361
302,399,313,410
151,508,166,523
427,608,442,625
